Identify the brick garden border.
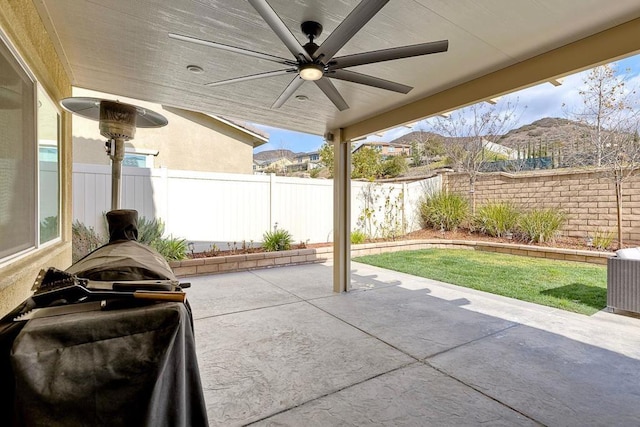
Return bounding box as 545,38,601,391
169,239,613,278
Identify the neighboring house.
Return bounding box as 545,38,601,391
72,88,268,174
482,139,517,159
253,159,268,173
352,141,412,158
294,151,320,164
254,157,293,174
253,149,301,174
286,151,321,172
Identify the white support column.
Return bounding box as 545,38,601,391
332,129,351,293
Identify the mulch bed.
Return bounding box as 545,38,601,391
404,228,609,251
186,228,608,259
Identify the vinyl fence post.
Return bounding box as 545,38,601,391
269,173,276,230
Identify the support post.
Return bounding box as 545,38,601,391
332,129,351,293
110,138,125,210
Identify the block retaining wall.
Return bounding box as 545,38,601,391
169,240,612,278
443,168,640,243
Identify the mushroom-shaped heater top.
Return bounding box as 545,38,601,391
60,97,168,209
60,98,168,129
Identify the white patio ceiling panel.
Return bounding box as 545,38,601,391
36,0,640,137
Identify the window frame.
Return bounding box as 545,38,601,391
0,26,61,266
37,85,62,246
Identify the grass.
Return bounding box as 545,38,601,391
354,249,607,315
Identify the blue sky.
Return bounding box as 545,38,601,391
253,54,640,154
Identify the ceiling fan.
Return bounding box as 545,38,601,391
169,0,448,111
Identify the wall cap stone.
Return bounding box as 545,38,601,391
170,239,613,278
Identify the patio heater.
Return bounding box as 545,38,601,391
60,97,167,210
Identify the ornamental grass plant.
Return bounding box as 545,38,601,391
518,208,567,243
474,201,521,238
418,191,469,231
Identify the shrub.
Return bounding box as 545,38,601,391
73,215,187,262
137,216,188,260
418,191,469,231
381,156,408,178
137,216,165,245
151,236,187,261
262,228,293,251
590,228,614,250
72,220,107,262
518,208,567,243
351,230,367,244
474,202,520,237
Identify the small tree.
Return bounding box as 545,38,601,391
352,147,382,180
567,64,633,167
427,100,523,213
318,142,334,177
407,130,445,167
566,63,639,248
410,140,423,167
381,156,408,177
321,141,392,180
606,124,640,248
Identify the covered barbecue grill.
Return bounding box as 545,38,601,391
1,210,208,426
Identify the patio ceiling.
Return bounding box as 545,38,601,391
36,0,640,139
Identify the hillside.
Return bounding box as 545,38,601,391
256,117,616,170
496,117,592,148
389,130,441,145
389,118,591,149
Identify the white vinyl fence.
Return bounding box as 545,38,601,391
73,164,441,249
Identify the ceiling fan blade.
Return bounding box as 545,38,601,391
205,69,297,87
326,69,412,94
314,0,388,62
328,40,449,70
272,75,305,108
249,0,312,62
169,33,295,66
314,78,349,111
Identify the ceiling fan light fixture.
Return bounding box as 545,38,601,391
299,63,323,81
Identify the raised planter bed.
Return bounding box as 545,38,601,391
169,239,613,278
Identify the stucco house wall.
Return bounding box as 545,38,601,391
0,0,73,316
72,88,266,174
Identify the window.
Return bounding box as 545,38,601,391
123,153,148,167
38,88,61,243
0,33,36,260
0,30,61,262
123,149,156,168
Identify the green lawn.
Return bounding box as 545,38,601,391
353,249,607,315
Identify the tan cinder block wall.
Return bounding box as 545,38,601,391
444,169,640,244
0,1,72,316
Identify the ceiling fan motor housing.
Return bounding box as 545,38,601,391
99,100,137,141
301,21,322,41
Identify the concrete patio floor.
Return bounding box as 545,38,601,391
185,261,640,426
